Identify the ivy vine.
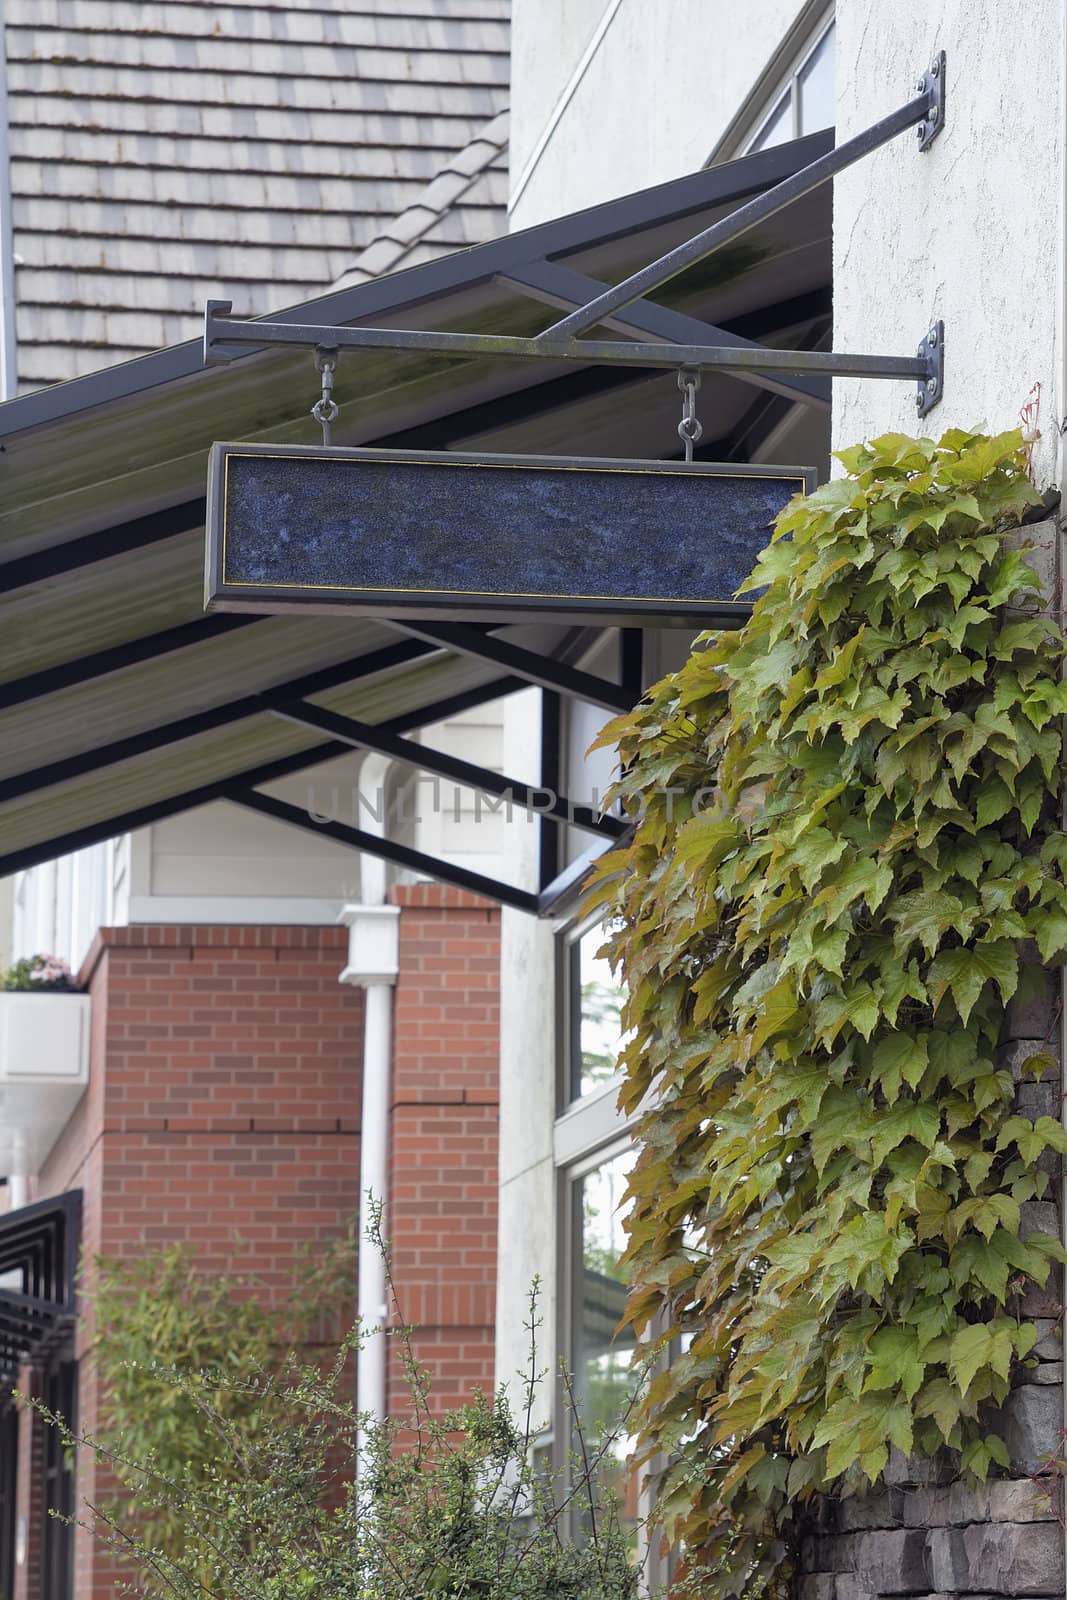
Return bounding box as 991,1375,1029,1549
588,430,1067,1596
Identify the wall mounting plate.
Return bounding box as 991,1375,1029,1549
915,320,945,419
916,50,946,151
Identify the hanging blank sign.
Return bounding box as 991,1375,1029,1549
205,442,813,627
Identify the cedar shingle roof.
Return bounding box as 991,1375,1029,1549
7,0,510,390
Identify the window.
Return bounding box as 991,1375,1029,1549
747,17,836,153
563,1144,641,1553
544,630,703,1585
566,923,628,1102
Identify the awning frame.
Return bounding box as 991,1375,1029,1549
0,123,854,916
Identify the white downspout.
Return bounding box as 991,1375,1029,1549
339,755,400,1482
8,1132,27,1210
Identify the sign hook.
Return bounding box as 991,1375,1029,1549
312,347,339,446
677,368,703,463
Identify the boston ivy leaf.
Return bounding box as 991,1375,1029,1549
888,889,965,958
926,941,1018,1022
953,1193,1020,1241
948,1323,995,1395
872,1033,929,1100
863,1326,925,1400
871,1103,941,1168
914,1376,964,1443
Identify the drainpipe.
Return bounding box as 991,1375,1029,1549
338,755,400,1482
8,1132,27,1210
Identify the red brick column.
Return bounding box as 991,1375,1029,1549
387,886,500,1414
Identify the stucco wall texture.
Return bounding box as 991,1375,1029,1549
831,0,1065,488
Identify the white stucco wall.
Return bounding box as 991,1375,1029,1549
494,687,558,1408
509,0,823,228
832,0,1064,488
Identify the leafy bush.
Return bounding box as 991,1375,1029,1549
40,1223,642,1600
85,1234,358,1562
589,429,1067,1596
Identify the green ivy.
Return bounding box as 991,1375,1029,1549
588,430,1067,1596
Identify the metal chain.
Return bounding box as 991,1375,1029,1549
311,348,339,446
677,367,703,463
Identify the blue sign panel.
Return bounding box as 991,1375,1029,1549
205,443,812,625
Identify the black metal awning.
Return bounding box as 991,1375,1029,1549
0,1193,81,1390
0,133,834,915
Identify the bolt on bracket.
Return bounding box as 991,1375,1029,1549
915,320,944,419
916,50,946,151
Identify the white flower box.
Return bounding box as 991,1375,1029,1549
0,992,91,1179
0,991,90,1082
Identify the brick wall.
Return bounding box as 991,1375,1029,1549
387,885,500,1417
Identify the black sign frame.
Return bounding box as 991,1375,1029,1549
205,442,814,627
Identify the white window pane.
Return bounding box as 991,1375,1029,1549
573,1150,640,1550
571,926,627,1099
798,24,836,135
751,91,792,151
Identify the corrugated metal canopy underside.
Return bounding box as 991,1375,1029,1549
0,132,834,879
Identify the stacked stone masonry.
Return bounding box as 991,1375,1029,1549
797,954,1065,1598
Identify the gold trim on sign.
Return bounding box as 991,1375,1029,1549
218,447,807,608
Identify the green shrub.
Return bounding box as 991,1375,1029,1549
39,1220,642,1600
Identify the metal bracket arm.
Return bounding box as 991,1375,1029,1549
204,302,943,409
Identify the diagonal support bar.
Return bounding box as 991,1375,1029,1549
383,621,634,712
497,258,831,410
539,70,944,340
234,790,540,914
270,700,625,840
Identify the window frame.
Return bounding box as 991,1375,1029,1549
748,14,836,152
555,1133,639,1542
708,5,835,164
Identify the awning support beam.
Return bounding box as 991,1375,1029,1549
381,621,633,713
269,700,625,841
233,790,541,915
204,298,937,383
0,638,450,807
0,678,527,879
